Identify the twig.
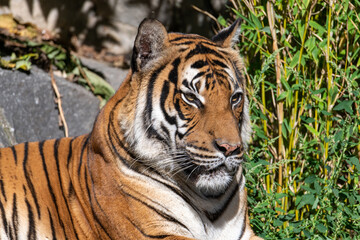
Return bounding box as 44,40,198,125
191,5,221,30
72,57,103,102
50,65,69,137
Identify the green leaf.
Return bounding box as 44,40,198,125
258,160,270,166
281,77,290,91
250,13,262,30
320,110,332,116
298,22,305,43
291,167,301,176
333,100,354,114
312,196,319,209
47,49,61,59
217,15,227,27
309,20,327,36
15,60,31,71
275,193,287,199
273,219,283,227
55,52,67,61
347,157,360,171
290,51,300,68
305,124,319,136
297,194,315,209
277,91,287,101
316,223,327,233
304,175,316,184
0,57,15,68
82,68,115,100
275,207,286,213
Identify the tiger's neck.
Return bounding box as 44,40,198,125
68,72,249,239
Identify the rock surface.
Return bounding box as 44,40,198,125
0,66,100,147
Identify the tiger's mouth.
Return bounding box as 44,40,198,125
183,162,238,179
181,156,242,197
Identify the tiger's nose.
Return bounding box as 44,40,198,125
214,141,241,157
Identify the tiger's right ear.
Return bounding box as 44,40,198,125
131,19,169,72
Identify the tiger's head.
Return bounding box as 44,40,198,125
120,19,251,198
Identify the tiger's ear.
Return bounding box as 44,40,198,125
212,19,241,48
131,18,169,72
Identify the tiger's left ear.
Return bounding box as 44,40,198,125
211,19,241,48
131,18,169,72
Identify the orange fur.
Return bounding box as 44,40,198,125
0,19,261,239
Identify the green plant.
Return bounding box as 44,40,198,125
218,0,360,239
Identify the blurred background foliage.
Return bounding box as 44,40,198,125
217,0,360,239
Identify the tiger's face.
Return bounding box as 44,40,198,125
174,53,249,197
124,19,250,198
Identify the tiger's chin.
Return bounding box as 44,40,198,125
185,164,238,198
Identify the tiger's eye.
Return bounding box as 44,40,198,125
231,92,242,105
184,93,196,102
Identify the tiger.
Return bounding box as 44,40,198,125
0,18,262,240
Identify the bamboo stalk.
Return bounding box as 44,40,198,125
324,0,334,179
252,3,271,194
267,2,284,215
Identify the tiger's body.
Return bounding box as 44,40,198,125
0,19,262,239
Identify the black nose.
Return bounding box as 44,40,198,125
214,141,241,157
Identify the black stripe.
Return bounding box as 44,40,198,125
191,71,206,81
39,141,67,237
66,138,75,168
186,144,211,152
170,35,210,43
191,60,208,69
48,208,57,240
121,188,190,232
77,136,90,175
0,179,6,202
84,167,113,239
125,216,170,239
160,124,171,142
54,138,79,240
25,198,36,240
174,99,186,121
143,65,166,141
205,174,243,222
137,172,203,225
185,44,224,60
169,58,180,85
12,193,18,240
160,81,176,125
11,146,17,165
108,99,138,163
182,79,189,89
172,40,217,47
237,213,247,240
23,142,41,219
212,59,228,69
107,100,169,180
215,71,229,81
187,151,218,160
231,60,243,88
181,122,198,139
0,196,8,236
172,41,197,46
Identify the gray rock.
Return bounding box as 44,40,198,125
0,66,100,147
